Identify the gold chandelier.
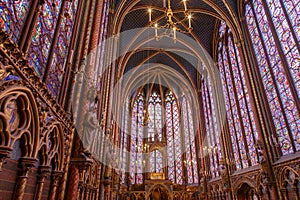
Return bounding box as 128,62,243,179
141,106,150,126
148,0,193,41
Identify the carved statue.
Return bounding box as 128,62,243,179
255,140,272,187
5,99,20,132
82,107,99,154
255,140,268,173
219,158,229,190
0,58,13,79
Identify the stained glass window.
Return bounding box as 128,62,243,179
125,90,198,185
120,98,130,184
0,0,31,43
148,92,162,140
150,150,163,172
202,74,221,178
46,0,79,97
97,0,110,90
245,0,300,155
218,21,258,170
166,91,183,184
181,96,198,183
28,0,62,76
129,92,144,184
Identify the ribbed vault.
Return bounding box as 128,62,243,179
112,0,242,87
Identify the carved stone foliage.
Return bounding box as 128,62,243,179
0,28,73,198
39,121,65,171
0,27,72,161
274,160,300,189
0,30,72,129
0,82,40,167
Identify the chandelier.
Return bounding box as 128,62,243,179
148,0,193,41
141,106,150,126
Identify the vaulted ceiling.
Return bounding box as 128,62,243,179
112,0,241,92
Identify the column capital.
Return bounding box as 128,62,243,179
0,147,12,171
18,157,37,177
38,165,51,180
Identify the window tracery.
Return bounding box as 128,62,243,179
0,0,31,43
28,0,63,77
217,21,258,170
46,0,79,97
245,0,300,155
122,90,198,185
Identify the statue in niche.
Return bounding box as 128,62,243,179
82,106,99,154
255,139,269,175
5,99,20,132
0,57,19,81
219,158,229,190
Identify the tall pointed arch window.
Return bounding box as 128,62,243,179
181,96,199,183
125,90,199,185
120,98,130,184
202,74,222,178
165,91,183,184
46,0,79,97
148,91,162,140
245,0,300,155
0,0,31,43
28,0,63,76
129,92,144,184
217,21,258,170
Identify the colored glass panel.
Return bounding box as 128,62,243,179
148,92,162,140
127,90,197,184
130,93,144,184
218,22,258,170
28,0,62,76
46,0,79,97
0,0,31,43
166,100,175,182
202,75,221,177
246,1,300,155
267,0,300,98
165,91,183,184
182,96,198,183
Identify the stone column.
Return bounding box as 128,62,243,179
85,187,90,200
14,158,36,200
34,166,51,200
49,171,63,200
80,186,86,200
0,148,10,171
279,189,287,200
23,2,43,55
66,166,80,200
77,183,83,199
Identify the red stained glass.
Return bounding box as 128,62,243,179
28,0,62,76
46,0,79,97
246,0,300,155
0,0,31,43
217,22,258,170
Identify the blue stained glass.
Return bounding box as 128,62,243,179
246,0,300,155
0,0,31,43
129,92,145,184
28,0,62,77
46,0,79,97
218,21,258,170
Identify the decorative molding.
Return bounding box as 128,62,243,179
0,30,73,130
